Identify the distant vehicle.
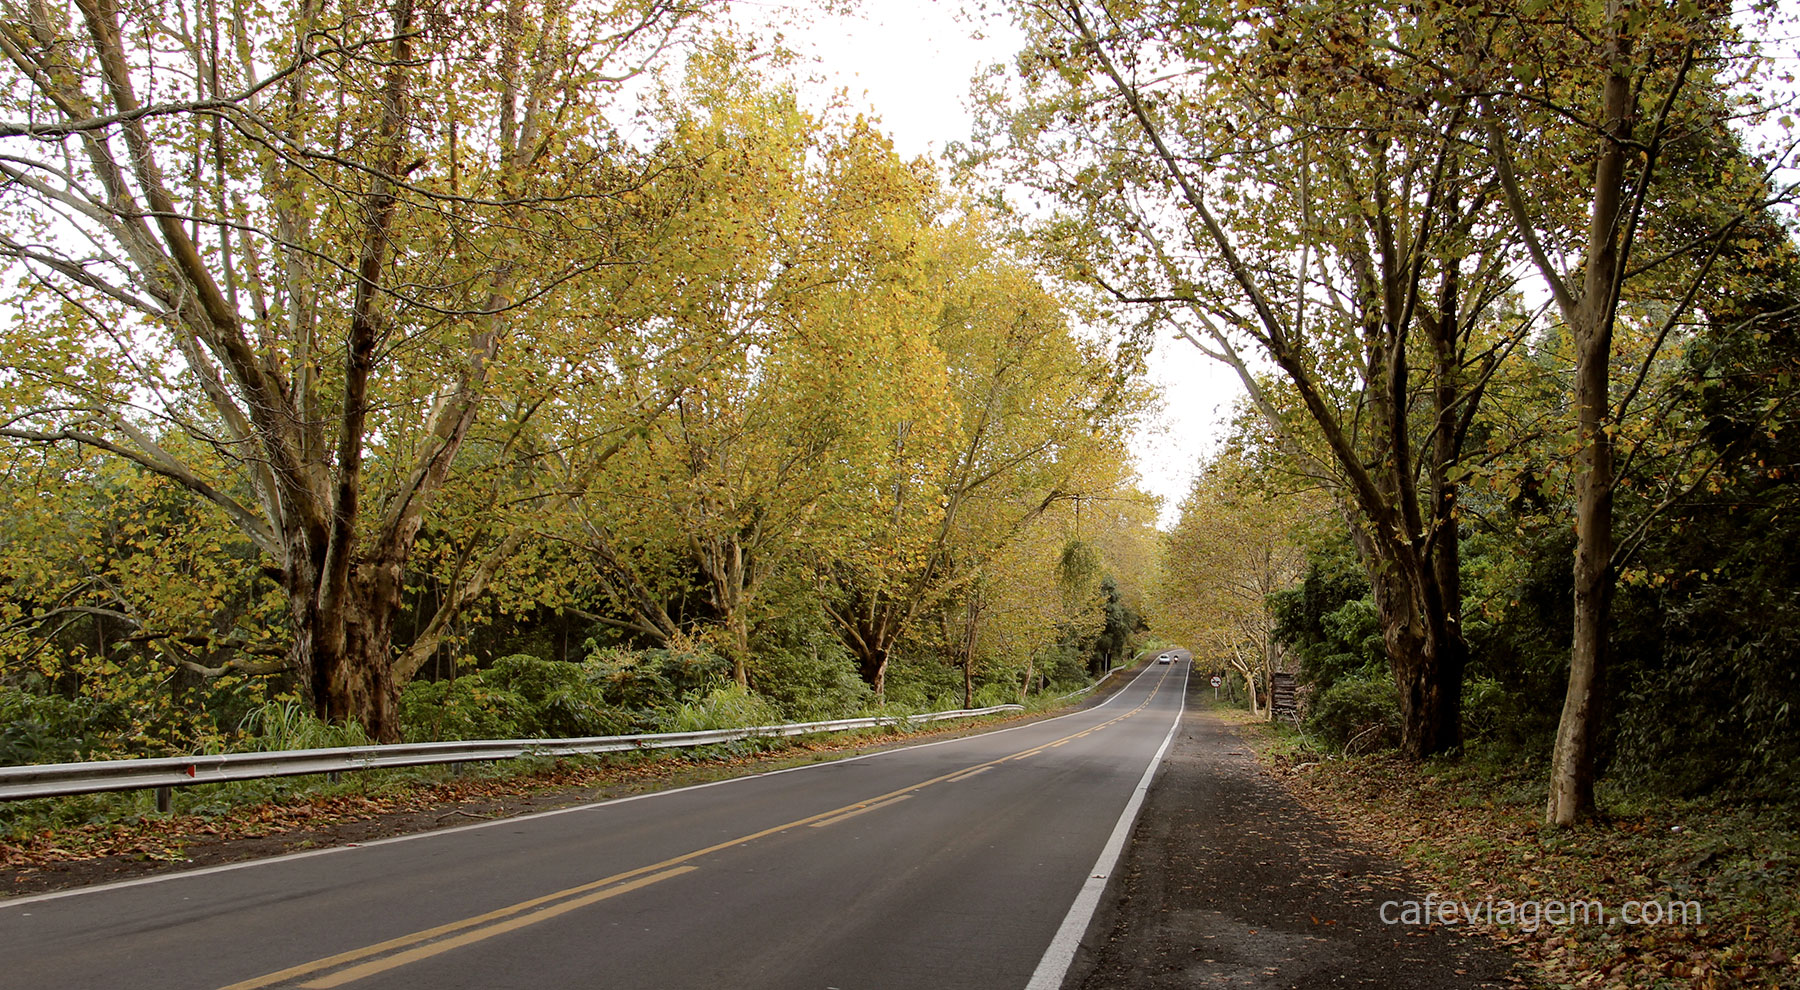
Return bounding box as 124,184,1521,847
1156,653,1173,664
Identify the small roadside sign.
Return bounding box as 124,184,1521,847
1210,675,1222,687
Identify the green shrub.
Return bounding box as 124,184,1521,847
882,646,962,710
1304,673,1400,753
745,639,871,720
658,684,785,733
972,681,1018,709
400,654,629,742
582,641,731,725
399,677,530,742
1459,676,1507,746
481,654,625,738
0,687,136,764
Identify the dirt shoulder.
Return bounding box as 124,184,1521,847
1065,676,1526,989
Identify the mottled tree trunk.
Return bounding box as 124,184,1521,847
856,645,888,702
1369,565,1467,760
1544,17,1633,826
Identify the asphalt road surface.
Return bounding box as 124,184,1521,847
0,660,1188,990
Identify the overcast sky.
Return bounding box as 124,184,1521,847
721,0,1243,527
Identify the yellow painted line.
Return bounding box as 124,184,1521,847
807,794,912,828
223,666,1180,990
299,867,696,989
946,766,992,783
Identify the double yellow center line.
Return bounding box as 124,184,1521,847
224,667,1175,989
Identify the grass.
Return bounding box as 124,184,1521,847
1239,720,1800,989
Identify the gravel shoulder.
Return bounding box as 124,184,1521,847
1066,674,1529,989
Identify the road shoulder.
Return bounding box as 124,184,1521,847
1067,676,1526,989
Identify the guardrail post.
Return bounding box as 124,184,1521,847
154,786,172,814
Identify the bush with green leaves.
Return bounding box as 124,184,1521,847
578,642,729,726
400,654,629,742
883,645,965,710
658,684,786,733
399,677,530,742
1303,674,1401,753
744,637,871,720
0,686,136,764
972,681,1019,709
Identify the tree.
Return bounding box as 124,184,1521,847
559,74,980,689
813,220,1145,699
1471,0,1796,823
986,0,1532,756
0,0,713,739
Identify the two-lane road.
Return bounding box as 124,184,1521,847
2,660,1188,990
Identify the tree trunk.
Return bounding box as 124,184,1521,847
297,553,412,743
854,644,888,703
1544,12,1633,826
1352,524,1467,759
1548,424,1610,824
1548,305,1617,824
725,609,751,689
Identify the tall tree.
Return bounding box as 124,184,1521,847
1472,0,1796,823
1159,454,1317,715
560,86,952,685
0,0,712,739
815,222,1144,698
986,0,1530,756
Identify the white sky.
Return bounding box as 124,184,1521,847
722,0,1244,526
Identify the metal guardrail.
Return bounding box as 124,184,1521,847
0,705,1025,803
1055,665,1127,703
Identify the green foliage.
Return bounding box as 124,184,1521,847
1459,527,1571,757
744,637,871,720
1303,675,1400,753
236,702,372,752
583,641,731,725
399,655,632,742
478,655,624,739
399,678,531,743
1090,576,1137,676
883,646,965,711
972,681,1018,709
1035,642,1091,692
1457,677,1510,749
657,685,785,733
1270,538,1386,694
0,686,136,764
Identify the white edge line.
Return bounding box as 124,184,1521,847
0,661,1174,911
1024,662,1189,990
